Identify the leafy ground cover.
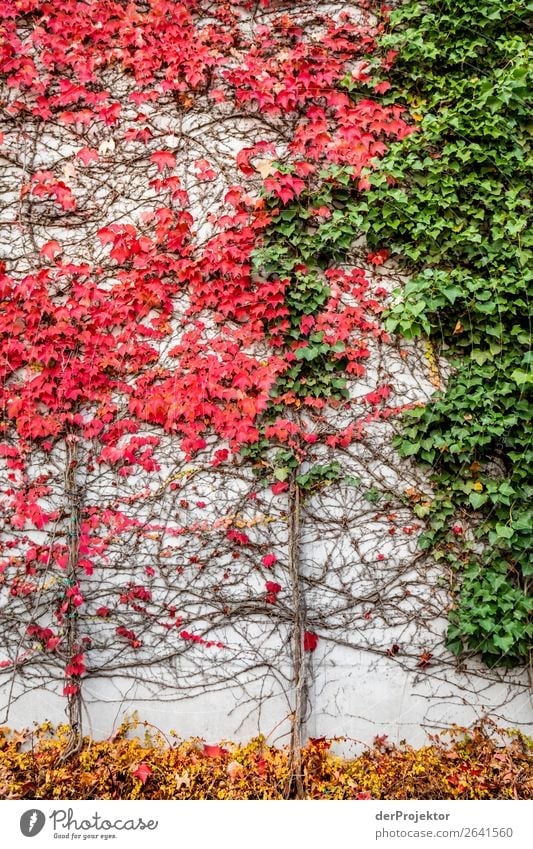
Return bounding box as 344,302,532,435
0,721,531,800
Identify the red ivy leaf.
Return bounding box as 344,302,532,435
203,744,228,759
367,248,389,266
262,554,277,568
132,762,152,785
76,147,99,165
40,240,62,260
303,631,318,652
150,150,176,172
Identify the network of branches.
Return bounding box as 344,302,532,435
0,0,529,778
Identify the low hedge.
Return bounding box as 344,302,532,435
0,720,531,799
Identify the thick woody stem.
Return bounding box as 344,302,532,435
60,435,83,760
286,476,307,799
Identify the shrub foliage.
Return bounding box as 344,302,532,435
0,721,531,800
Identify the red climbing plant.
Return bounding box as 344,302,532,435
1,0,475,788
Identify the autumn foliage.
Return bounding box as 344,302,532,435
0,0,529,779
0,0,419,735
0,721,531,800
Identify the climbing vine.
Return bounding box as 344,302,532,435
0,0,529,777
337,0,532,664
245,0,533,666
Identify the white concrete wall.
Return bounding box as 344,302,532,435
0,0,530,746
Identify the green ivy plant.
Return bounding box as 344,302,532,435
349,0,532,665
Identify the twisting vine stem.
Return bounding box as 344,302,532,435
286,476,307,799
60,435,83,760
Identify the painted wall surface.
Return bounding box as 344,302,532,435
0,0,530,747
